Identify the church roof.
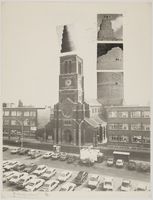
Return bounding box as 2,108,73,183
84,116,106,128
85,99,102,106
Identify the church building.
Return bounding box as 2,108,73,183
53,25,107,147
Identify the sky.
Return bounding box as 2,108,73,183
2,2,152,107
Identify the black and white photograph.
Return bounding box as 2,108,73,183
97,43,123,70
97,14,123,41
1,1,152,199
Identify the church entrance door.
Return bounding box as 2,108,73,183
63,129,73,144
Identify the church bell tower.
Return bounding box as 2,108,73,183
53,25,86,146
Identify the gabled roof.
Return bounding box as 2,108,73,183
84,116,106,128
85,99,102,106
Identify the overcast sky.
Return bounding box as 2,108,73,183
2,2,151,107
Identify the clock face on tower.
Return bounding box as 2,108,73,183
65,79,72,87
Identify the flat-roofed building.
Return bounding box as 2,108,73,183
105,105,150,151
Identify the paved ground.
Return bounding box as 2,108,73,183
3,146,150,192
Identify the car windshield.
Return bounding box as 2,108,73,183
61,173,66,177
122,182,129,187
10,163,15,166
90,177,97,181
60,188,67,191
77,172,83,178
37,167,42,170
28,182,34,186
44,184,50,187
12,175,18,179
108,159,113,161
46,171,51,174
19,179,25,182
105,181,111,185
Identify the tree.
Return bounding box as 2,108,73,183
18,100,23,107
45,120,54,140
3,103,7,107
35,128,45,139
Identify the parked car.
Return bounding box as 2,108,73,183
102,177,114,191
106,158,114,167
58,170,72,182
43,152,54,159
51,152,60,160
24,178,45,191
40,168,56,180
31,151,42,159
3,146,8,151
10,148,21,154
18,148,29,155
32,165,47,176
28,149,36,156
137,162,150,173
3,160,12,167
67,155,75,164
80,187,91,191
120,179,131,191
60,152,68,161
116,159,124,168
39,180,60,192
3,171,16,183
59,183,76,191
134,183,147,191
127,160,136,170
16,175,37,189
23,163,37,173
4,161,20,171
13,163,26,171
73,171,88,186
8,172,28,185
88,174,100,189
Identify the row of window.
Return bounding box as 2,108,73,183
3,119,36,126
64,120,71,125
60,60,82,75
108,111,150,118
108,123,150,131
91,107,101,114
109,136,150,144
3,111,36,117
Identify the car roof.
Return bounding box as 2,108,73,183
137,183,146,188
46,168,55,171
104,177,113,181
78,171,85,174
81,188,91,191
116,159,123,161
45,179,59,184
37,165,46,167
29,178,43,183
90,174,99,178
122,179,130,183
62,182,75,189
61,170,70,174
11,171,21,176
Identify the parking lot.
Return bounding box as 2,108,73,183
3,146,150,192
